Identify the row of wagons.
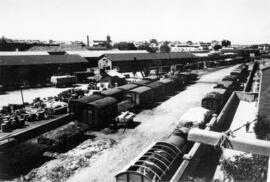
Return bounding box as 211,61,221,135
201,64,249,114
69,73,195,128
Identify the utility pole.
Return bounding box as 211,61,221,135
20,85,25,106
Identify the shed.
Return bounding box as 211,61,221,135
81,97,118,128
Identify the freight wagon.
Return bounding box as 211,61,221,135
146,81,164,100
124,86,153,108
69,94,104,119
80,97,118,128
50,75,76,88
158,79,174,95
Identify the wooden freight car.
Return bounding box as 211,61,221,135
146,81,164,100
125,86,153,108
80,97,118,128
68,94,104,119
158,79,174,95
201,88,228,114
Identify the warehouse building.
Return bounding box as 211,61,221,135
98,52,198,74
0,55,88,90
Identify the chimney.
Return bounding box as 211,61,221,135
87,35,90,47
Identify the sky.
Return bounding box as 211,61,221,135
0,0,270,44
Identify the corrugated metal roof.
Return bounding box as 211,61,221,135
88,97,117,109
0,55,88,66
130,86,152,94
103,52,197,62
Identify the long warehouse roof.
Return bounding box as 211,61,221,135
0,55,88,66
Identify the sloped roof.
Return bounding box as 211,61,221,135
0,51,49,56
103,52,197,62
0,55,88,66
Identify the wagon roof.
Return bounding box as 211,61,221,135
100,87,123,96
133,80,152,85
130,86,152,94
74,94,104,104
218,81,233,88
158,79,173,84
146,81,163,89
117,83,138,91
88,97,118,109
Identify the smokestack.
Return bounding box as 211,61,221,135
87,35,89,47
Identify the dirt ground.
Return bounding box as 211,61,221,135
0,65,238,182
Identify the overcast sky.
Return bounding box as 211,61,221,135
0,0,269,44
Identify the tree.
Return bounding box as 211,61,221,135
160,42,171,53
213,44,222,51
149,39,158,45
113,42,137,50
137,43,157,53
221,40,231,47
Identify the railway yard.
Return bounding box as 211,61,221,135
0,52,270,182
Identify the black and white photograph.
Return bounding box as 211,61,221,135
0,0,270,181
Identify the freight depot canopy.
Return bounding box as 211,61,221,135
102,52,197,62
117,83,138,91
116,142,182,182
0,55,88,66
88,96,117,109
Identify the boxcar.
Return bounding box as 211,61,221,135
158,79,174,95
201,88,227,113
94,87,123,102
146,81,164,100
80,97,118,128
117,84,139,92
125,86,153,107
169,75,184,90
69,94,104,119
